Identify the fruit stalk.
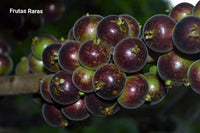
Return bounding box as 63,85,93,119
0,73,46,95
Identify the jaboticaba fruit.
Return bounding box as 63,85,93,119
28,54,45,73
193,1,200,17
97,15,129,47
73,14,103,43
157,51,193,87
0,53,13,76
78,38,110,70
93,64,126,100
117,74,149,109
143,14,175,53
113,37,148,73
187,60,200,94
173,16,200,54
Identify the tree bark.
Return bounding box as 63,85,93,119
0,73,47,95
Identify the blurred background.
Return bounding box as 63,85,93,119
0,0,200,133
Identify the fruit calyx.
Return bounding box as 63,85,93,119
131,45,141,54
93,38,101,45
50,52,58,64
32,36,39,45
188,24,200,38
94,81,105,91
100,103,117,115
144,29,155,40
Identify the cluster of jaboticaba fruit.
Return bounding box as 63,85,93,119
19,1,200,127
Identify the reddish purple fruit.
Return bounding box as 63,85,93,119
0,54,13,75
40,74,54,103
93,64,126,100
49,70,80,105
78,39,110,70
187,60,200,94
157,51,193,87
73,14,103,43
97,15,129,47
144,73,167,105
42,103,69,127
62,98,90,121
143,14,175,53
85,93,120,117
68,27,75,40
58,41,81,72
119,14,140,37
169,2,194,22
193,1,200,17
173,16,200,54
117,74,149,109
42,43,61,73
113,37,148,73
72,66,95,93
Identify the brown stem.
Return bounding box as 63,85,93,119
0,73,47,96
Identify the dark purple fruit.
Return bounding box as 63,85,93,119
40,74,54,103
117,74,149,109
93,64,126,100
68,27,75,40
72,66,94,93
157,51,192,87
193,1,200,17
173,16,200,54
187,60,200,94
31,34,57,60
143,14,175,53
119,14,140,37
49,70,80,105
78,39,110,70
28,54,45,73
58,41,81,72
15,57,31,75
97,15,129,47
113,37,148,73
144,73,167,105
0,40,11,55
73,14,103,43
0,54,13,75
42,103,69,127
85,93,120,117
62,99,90,121
169,2,194,22
42,43,61,73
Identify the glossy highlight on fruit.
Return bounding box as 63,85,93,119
58,41,81,72
143,14,175,53
73,14,103,43
85,93,120,117
93,64,126,100
49,70,80,105
117,74,149,109
187,60,200,94
173,16,200,54
62,98,90,121
113,37,148,73
97,15,129,47
72,66,94,93
78,39,110,70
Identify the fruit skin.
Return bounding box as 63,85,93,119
157,51,193,86
42,103,69,127
169,2,194,22
58,41,81,72
49,70,80,105
187,60,200,94
61,98,90,121
113,37,148,73
0,54,13,76
15,57,31,75
73,14,103,43
84,93,120,117
0,40,11,55
40,74,54,103
117,74,149,109
72,66,94,93
119,14,141,37
93,64,126,100
144,73,167,105
193,1,200,17
28,54,46,73
31,34,57,60
42,43,61,73
68,27,75,40
143,14,175,53
97,15,129,47
78,39,110,70
172,16,200,54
